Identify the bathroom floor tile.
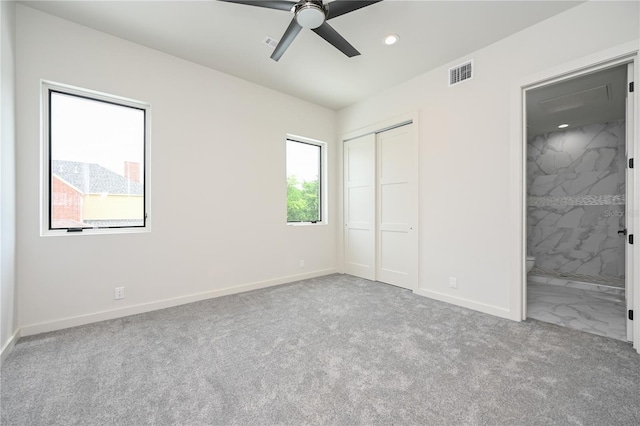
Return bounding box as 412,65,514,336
527,282,627,342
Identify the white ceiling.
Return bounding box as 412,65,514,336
527,64,628,137
20,0,583,110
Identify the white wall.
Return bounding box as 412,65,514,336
15,5,337,334
1,0,18,357
337,1,640,319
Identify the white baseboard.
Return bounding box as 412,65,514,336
1,329,21,363
20,268,337,337
413,288,514,320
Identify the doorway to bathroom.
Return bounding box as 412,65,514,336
524,61,635,342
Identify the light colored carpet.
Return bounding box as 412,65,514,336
2,274,639,425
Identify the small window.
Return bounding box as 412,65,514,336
42,82,150,234
286,138,323,223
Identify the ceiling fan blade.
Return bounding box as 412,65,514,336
326,0,382,20
312,22,360,57
271,18,303,61
218,0,296,12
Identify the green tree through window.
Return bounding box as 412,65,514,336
287,176,319,222
286,140,321,223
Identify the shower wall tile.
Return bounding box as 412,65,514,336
527,120,626,278
527,121,625,191
528,194,625,207
528,274,625,295
527,205,625,277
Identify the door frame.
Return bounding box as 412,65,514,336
339,112,420,290
509,41,639,352
626,61,636,342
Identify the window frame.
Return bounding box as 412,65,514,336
41,81,151,236
286,135,327,226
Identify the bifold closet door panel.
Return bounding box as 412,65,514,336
344,134,376,280
376,124,417,290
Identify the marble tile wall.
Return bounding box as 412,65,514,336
527,120,626,278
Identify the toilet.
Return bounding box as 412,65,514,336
526,256,536,273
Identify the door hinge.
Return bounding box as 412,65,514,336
629,310,634,321
630,234,634,244
630,82,635,92
630,158,634,169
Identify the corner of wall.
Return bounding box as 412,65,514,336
1,0,19,357
0,329,20,363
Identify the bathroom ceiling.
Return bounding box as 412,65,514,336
526,65,628,137
18,0,583,110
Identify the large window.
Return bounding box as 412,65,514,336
43,82,149,234
286,138,323,223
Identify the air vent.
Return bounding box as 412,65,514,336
538,84,611,114
262,36,279,49
449,60,473,86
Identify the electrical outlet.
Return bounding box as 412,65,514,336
114,287,125,300
449,277,457,289
299,259,305,268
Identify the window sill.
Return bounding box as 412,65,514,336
41,227,150,237
287,222,327,227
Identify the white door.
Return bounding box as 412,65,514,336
376,124,417,290
344,134,376,280
626,62,635,342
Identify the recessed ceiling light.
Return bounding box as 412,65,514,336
558,123,569,129
383,34,399,45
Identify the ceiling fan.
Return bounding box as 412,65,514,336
219,0,382,61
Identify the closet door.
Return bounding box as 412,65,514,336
376,124,417,289
344,134,376,280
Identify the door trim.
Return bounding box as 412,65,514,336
342,113,418,142
626,61,636,342
510,40,639,352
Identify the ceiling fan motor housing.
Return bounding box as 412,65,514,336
295,1,327,29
